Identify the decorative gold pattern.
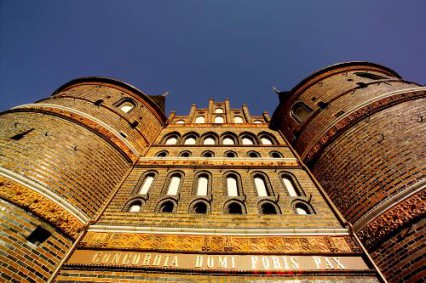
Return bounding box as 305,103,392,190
137,159,299,167
358,190,426,249
80,232,357,254
0,175,85,239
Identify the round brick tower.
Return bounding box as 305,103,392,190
0,77,166,282
271,62,426,282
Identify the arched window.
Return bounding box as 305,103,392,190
247,151,260,158
195,116,205,123
254,175,269,197
215,116,224,123
254,120,263,124
176,120,185,124
203,137,216,145
160,201,174,213
118,100,136,113
184,136,196,145
260,137,273,145
282,176,300,197
179,151,191,157
192,201,208,214
215,108,224,114
270,151,283,158
196,175,209,196
227,175,239,197
156,151,168,157
242,136,254,145
260,202,278,215
129,201,142,213
165,136,178,145
295,203,311,215
222,137,234,145
228,202,243,214
225,151,237,158
167,175,181,196
292,102,312,123
139,174,154,195
234,116,244,123
201,151,214,157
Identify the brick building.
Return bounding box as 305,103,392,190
0,62,423,282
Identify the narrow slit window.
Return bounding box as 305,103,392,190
27,226,51,246
197,175,208,196
139,175,154,194
254,176,269,197
282,177,299,197
167,175,181,196
354,72,388,80
119,101,135,113
227,176,239,197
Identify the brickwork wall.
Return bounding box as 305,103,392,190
0,198,72,283
43,83,165,152
312,98,425,223
0,111,129,217
371,216,426,283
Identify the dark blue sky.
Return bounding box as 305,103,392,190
1,1,425,116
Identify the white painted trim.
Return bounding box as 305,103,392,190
0,167,89,223
88,225,349,236
12,103,139,156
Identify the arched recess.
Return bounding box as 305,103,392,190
195,116,206,123
224,199,247,215
233,116,244,123
156,150,169,157
162,132,181,145
162,171,185,196
201,132,219,145
247,150,261,158
251,172,274,197
258,132,278,145
132,170,158,195
189,199,210,214
115,98,137,114
182,132,199,145
221,132,238,145
179,150,192,157
258,200,281,215
201,150,215,157
292,200,315,215
280,172,305,197
223,171,244,197
123,198,145,213
192,171,212,196
224,150,238,158
214,116,224,123
270,151,283,158
156,198,178,213
239,132,257,145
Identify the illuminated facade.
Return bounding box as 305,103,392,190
2,62,423,282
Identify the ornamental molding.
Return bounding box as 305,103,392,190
357,189,426,250
11,103,141,162
80,232,360,254
0,173,86,239
303,88,426,165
